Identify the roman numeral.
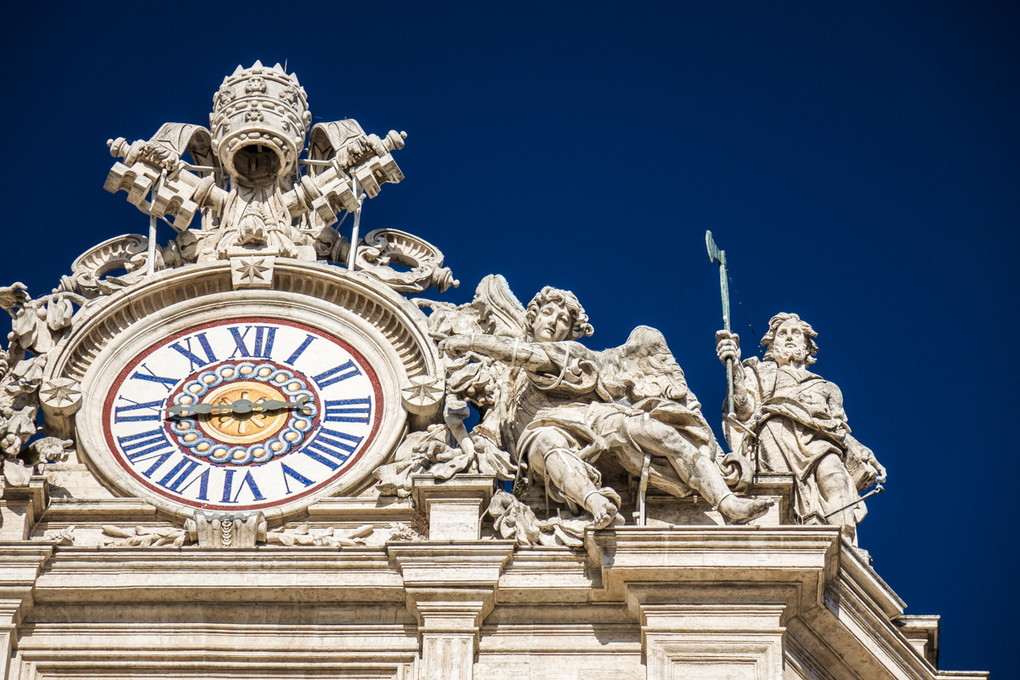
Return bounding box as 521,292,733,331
130,364,179,392
118,429,174,461
284,334,316,365
113,396,164,423
312,360,361,389
170,332,218,371
280,464,314,494
219,469,265,503
155,458,209,500
301,428,363,470
117,429,175,477
228,326,276,359
323,398,372,424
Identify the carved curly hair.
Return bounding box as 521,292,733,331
761,312,819,364
525,287,594,340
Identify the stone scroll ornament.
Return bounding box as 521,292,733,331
716,314,887,545
379,275,771,530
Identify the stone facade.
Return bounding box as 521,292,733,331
0,64,987,680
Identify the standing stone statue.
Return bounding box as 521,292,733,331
443,286,770,528
716,313,885,543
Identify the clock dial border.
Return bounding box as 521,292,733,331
102,317,385,513
73,289,411,521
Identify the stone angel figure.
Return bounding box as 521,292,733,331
418,277,770,528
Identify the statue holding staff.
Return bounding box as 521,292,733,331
716,314,885,543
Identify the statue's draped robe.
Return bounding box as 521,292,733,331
508,341,721,500
739,358,865,524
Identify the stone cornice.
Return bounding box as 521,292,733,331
32,546,403,604
2,525,984,678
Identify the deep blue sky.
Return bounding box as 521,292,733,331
4,2,1016,675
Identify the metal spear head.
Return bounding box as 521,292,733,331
705,230,725,266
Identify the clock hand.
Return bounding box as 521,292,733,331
165,395,311,418
252,395,312,412
165,402,237,417
166,403,208,417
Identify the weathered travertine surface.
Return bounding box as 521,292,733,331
0,63,985,680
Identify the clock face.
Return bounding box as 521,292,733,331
103,317,383,512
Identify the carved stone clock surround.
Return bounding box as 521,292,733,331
41,258,443,521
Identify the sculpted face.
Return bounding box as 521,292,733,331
770,318,810,366
531,303,573,342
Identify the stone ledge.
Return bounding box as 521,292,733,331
32,547,403,604
37,497,160,523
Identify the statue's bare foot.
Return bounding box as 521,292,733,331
718,495,772,524
586,492,619,530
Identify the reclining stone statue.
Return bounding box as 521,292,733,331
442,285,770,528
716,313,886,544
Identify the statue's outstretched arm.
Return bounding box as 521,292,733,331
442,334,564,374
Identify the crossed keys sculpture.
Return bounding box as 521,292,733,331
104,61,406,265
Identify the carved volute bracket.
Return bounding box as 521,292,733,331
186,511,267,548
354,229,459,295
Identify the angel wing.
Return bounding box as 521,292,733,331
473,274,527,337
414,274,527,340
603,326,693,405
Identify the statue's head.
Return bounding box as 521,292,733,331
525,287,594,342
761,313,818,365
210,61,313,187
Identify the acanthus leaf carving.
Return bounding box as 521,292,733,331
101,524,193,548
375,395,517,498
0,283,84,480
265,523,374,547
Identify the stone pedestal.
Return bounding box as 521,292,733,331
411,474,497,541
0,478,49,541
595,528,826,680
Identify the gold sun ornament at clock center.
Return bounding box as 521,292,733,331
198,381,290,445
